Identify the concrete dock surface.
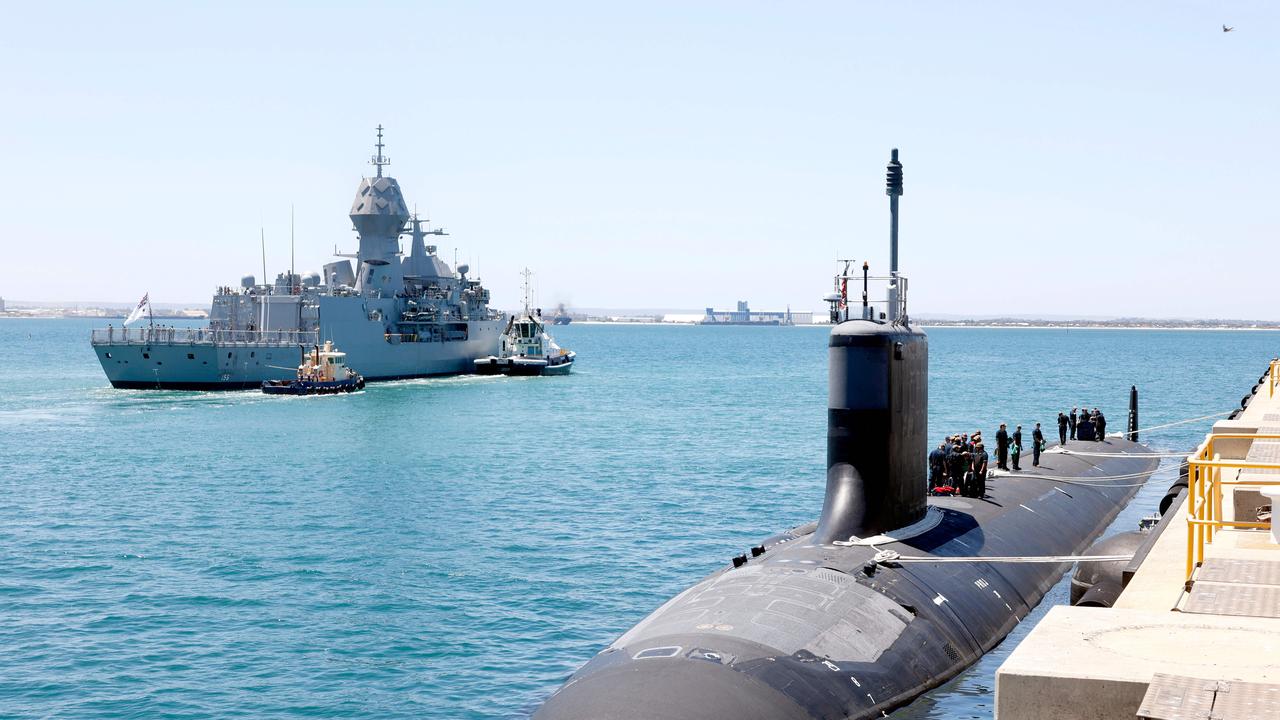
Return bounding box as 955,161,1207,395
996,361,1280,719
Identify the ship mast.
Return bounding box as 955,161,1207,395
885,148,904,322
350,125,409,295
370,124,390,178
521,267,533,316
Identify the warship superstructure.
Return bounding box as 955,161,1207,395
90,127,502,389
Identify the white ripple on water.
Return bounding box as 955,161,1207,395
379,374,511,391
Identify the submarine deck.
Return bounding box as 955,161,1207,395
534,439,1160,720
996,360,1280,719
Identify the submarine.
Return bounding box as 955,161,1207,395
532,150,1161,720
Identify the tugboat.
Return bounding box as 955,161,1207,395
262,341,366,395
474,270,575,376
551,303,573,325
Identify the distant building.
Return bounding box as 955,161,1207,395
0,296,5,313
661,313,707,323
700,301,813,326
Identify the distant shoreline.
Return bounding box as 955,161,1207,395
6,315,1279,332
919,324,1280,332
571,320,1280,331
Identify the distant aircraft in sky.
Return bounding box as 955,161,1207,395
1223,25,1234,33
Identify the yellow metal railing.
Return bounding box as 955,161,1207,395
1270,358,1280,398
1186,433,1280,579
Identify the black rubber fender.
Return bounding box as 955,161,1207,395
1071,531,1145,605
1160,482,1189,516
1159,461,1191,516
1076,580,1123,608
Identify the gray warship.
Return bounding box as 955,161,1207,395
90,127,503,389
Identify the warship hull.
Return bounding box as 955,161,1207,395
93,299,502,390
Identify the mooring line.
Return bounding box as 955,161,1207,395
872,549,1132,565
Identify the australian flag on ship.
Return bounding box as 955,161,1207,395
123,293,152,327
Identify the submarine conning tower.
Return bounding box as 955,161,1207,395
815,148,927,543
350,124,411,295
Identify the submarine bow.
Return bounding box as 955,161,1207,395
532,443,1157,720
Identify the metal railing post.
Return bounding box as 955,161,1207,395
1195,467,1204,569
1208,462,1217,543
1187,461,1198,579
1213,460,1223,544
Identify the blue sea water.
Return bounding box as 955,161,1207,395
1,319,1276,719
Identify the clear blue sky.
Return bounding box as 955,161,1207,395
1,2,1276,317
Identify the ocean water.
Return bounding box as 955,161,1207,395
1,319,1276,719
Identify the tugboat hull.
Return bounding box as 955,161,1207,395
474,353,574,376
261,376,365,395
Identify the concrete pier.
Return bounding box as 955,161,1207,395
995,360,1280,719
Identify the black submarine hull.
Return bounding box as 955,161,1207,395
533,440,1159,720
535,150,1160,719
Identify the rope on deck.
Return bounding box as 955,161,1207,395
993,467,1156,481
1056,449,1190,459
872,549,1133,565
1131,410,1233,434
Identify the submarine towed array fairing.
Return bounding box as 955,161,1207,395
532,151,1161,720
